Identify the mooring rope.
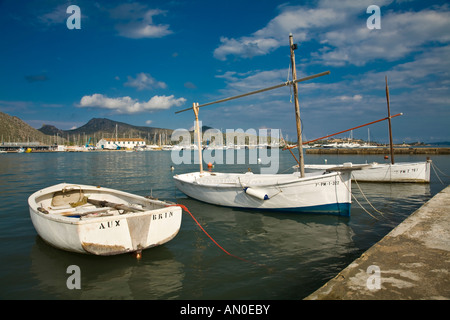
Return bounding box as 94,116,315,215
167,204,267,269
337,173,381,220
431,162,446,185
352,175,386,217
431,162,450,178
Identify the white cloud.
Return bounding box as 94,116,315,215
38,4,70,26
184,82,197,89
78,94,186,114
213,1,356,61
338,95,363,102
213,1,450,67
124,73,167,91
214,69,292,102
110,4,172,39
214,36,280,61
318,8,450,66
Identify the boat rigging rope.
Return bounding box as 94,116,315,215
167,204,268,269
352,175,386,217
431,162,450,178
431,162,445,185
337,173,382,220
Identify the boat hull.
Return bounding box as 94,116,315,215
174,171,351,216
305,161,431,183
29,183,182,255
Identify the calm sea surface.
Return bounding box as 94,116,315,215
0,150,448,300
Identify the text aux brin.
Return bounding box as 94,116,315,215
98,211,174,229
99,220,120,230
153,211,174,220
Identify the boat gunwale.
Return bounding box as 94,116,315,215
28,183,181,225
173,170,347,189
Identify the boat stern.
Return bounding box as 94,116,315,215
79,206,182,255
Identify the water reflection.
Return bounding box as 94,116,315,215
172,198,358,299
351,182,431,222
0,151,448,299
29,237,185,299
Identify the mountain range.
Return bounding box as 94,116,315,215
39,117,174,144
0,111,50,143
0,111,174,145
1,111,448,146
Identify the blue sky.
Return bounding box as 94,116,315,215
0,0,449,143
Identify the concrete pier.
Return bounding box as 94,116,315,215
305,185,450,300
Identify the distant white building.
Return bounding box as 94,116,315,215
97,138,146,150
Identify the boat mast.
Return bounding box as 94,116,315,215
193,102,203,173
385,76,395,164
284,113,402,148
289,33,305,177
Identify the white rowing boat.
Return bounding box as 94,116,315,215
29,183,182,256
305,160,431,183
174,170,352,216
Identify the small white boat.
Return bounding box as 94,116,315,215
174,34,353,216
174,170,352,216
304,77,432,184
29,183,182,256
305,160,431,183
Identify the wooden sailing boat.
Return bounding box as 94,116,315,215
173,34,352,216
304,76,431,183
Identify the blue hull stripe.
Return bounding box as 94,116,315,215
255,203,351,216
185,195,351,216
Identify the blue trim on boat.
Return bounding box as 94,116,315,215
182,193,351,216
256,203,351,216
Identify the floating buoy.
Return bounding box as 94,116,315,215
384,155,389,160
134,250,142,260
244,187,269,200
207,162,213,168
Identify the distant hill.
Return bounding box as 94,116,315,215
36,118,174,145
0,111,53,144
68,118,172,137
0,112,212,145
38,118,175,145
38,124,65,137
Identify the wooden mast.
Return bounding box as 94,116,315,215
289,33,305,177
385,76,395,164
192,102,203,173
175,34,330,177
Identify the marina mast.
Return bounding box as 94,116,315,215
289,33,305,177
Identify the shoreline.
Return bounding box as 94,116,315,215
306,147,450,155
1,146,450,154
305,185,450,300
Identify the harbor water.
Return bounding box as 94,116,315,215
0,150,448,300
